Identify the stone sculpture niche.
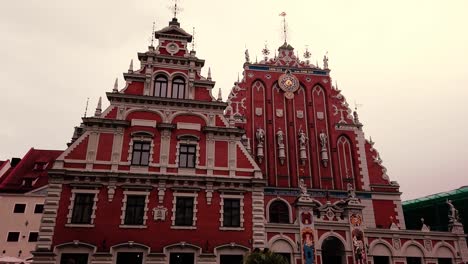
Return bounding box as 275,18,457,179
298,129,308,165
319,132,329,167
256,128,265,163
276,128,285,165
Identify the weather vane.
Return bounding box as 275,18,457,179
170,0,183,18
279,12,288,43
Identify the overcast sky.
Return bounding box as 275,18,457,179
1,0,467,200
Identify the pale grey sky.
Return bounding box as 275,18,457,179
1,0,467,200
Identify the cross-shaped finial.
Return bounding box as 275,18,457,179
191,27,196,51
171,0,181,18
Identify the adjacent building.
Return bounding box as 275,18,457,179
26,15,468,264
0,148,61,261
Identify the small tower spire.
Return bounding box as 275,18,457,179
128,59,133,73
217,88,223,102
150,21,155,47
207,67,212,81
279,12,288,44
113,78,118,93
237,72,240,83
191,27,196,51
83,97,89,118
94,97,102,117
171,0,182,19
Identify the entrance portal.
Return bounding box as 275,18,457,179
321,236,345,264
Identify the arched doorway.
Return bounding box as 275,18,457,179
321,236,345,264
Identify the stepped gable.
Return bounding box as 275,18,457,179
53,17,260,179
227,41,395,192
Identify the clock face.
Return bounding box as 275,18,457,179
166,42,179,55
278,71,299,99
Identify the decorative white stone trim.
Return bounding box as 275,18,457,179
54,241,96,264
131,119,157,127
66,189,99,226
119,190,150,227
393,199,406,230
127,135,154,168
354,129,370,190
219,193,244,230
265,197,292,224
175,139,200,169
171,192,198,229
177,122,201,131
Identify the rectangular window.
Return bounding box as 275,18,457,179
175,197,194,226
131,142,151,166
220,255,243,264
71,193,95,224
124,195,146,225
13,204,26,213
178,144,196,168
60,253,89,264
34,204,44,214
407,257,422,264
374,256,390,264
28,232,39,242
438,258,452,264
7,232,20,242
223,199,240,227
116,252,143,264
170,253,194,264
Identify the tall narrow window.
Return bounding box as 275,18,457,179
71,193,95,224
269,200,290,223
223,199,240,227
171,77,186,99
179,144,196,168
132,141,151,166
175,197,194,226
124,195,146,225
154,75,168,97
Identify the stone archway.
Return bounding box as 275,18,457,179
321,236,345,264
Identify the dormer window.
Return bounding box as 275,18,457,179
154,75,168,97
171,77,186,99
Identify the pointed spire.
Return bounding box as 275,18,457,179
94,97,102,117
353,108,361,125
113,78,118,93
128,59,133,73
237,72,240,83
217,88,222,102
255,56,258,64
84,97,89,118
207,67,212,81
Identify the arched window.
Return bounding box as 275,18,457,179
154,75,168,97
171,77,186,99
269,200,290,223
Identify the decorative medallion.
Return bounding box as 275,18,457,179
265,74,272,79
153,206,168,221
317,112,324,120
166,42,179,55
306,77,312,83
255,107,263,116
296,110,304,119
278,71,300,99
322,78,329,84
350,213,363,227
276,109,284,117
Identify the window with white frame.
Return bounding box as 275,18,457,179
128,132,154,167
60,253,89,264
171,192,198,229
171,77,186,99
120,190,149,227
220,194,244,230
154,75,168,97
269,200,290,224
176,135,199,169
124,195,146,225
67,189,99,226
